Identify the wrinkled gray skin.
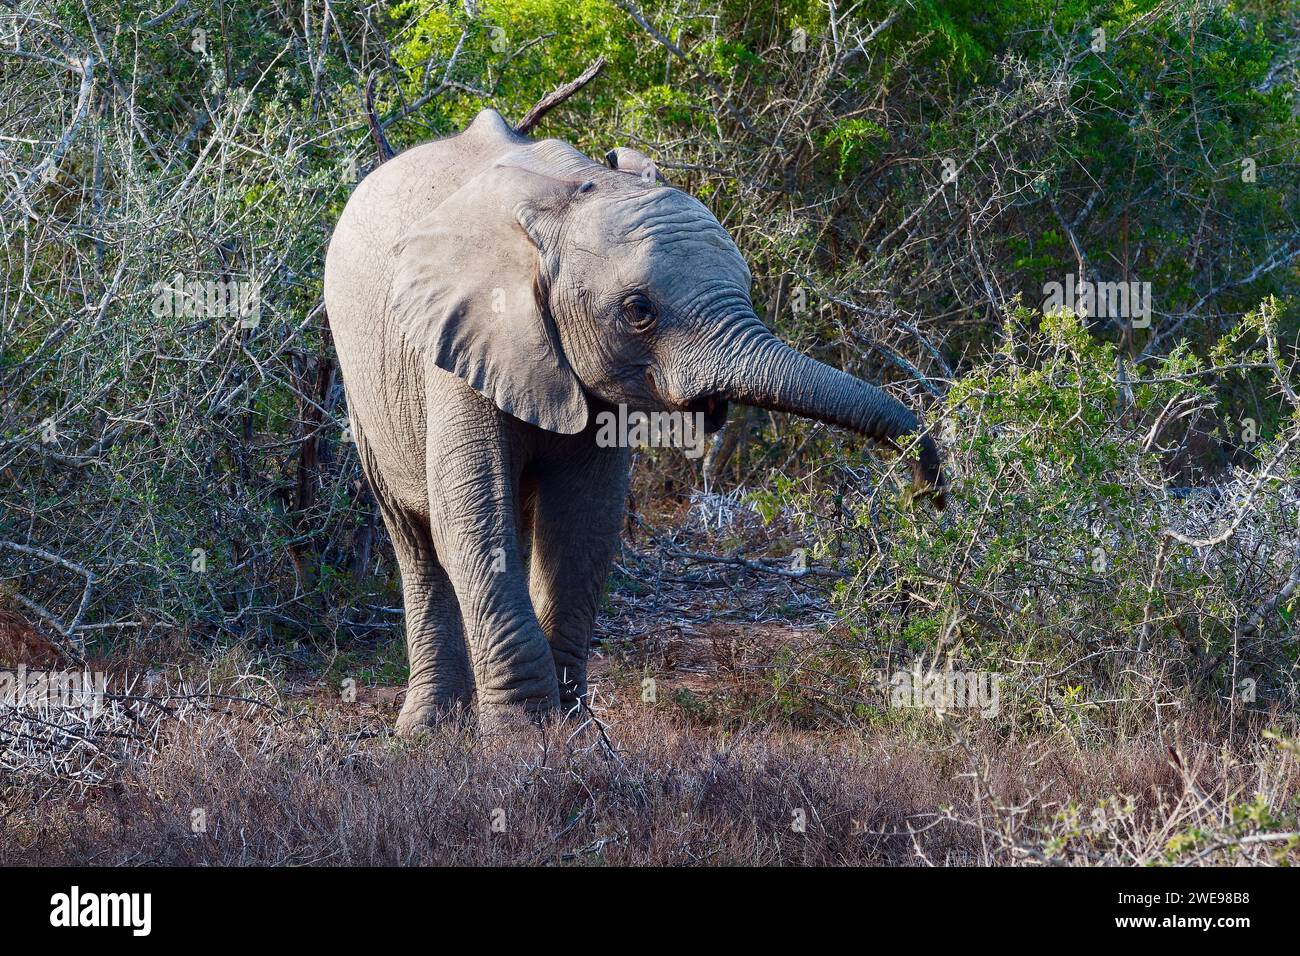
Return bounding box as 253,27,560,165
324,109,943,733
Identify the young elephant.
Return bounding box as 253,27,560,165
324,109,944,733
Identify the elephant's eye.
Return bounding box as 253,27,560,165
623,294,657,333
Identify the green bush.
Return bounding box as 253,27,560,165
770,300,1298,734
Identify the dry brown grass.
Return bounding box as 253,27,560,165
3,680,1296,866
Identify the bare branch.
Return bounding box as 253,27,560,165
0,54,95,216
515,56,606,135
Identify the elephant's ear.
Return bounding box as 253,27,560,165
604,146,667,184
389,162,589,434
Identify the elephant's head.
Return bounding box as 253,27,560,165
390,112,944,502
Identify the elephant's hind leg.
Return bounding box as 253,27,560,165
394,541,475,733
351,418,474,732
376,500,474,733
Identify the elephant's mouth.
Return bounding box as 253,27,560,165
644,370,729,433
685,394,730,433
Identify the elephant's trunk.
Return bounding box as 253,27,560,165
708,320,945,504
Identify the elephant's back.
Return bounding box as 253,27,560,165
324,110,525,511
325,109,524,333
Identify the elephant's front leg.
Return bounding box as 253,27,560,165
529,442,631,710
426,416,560,729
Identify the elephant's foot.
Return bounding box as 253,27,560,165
555,665,588,717
476,693,561,736
395,684,471,737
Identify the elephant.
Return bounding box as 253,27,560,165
323,108,944,733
